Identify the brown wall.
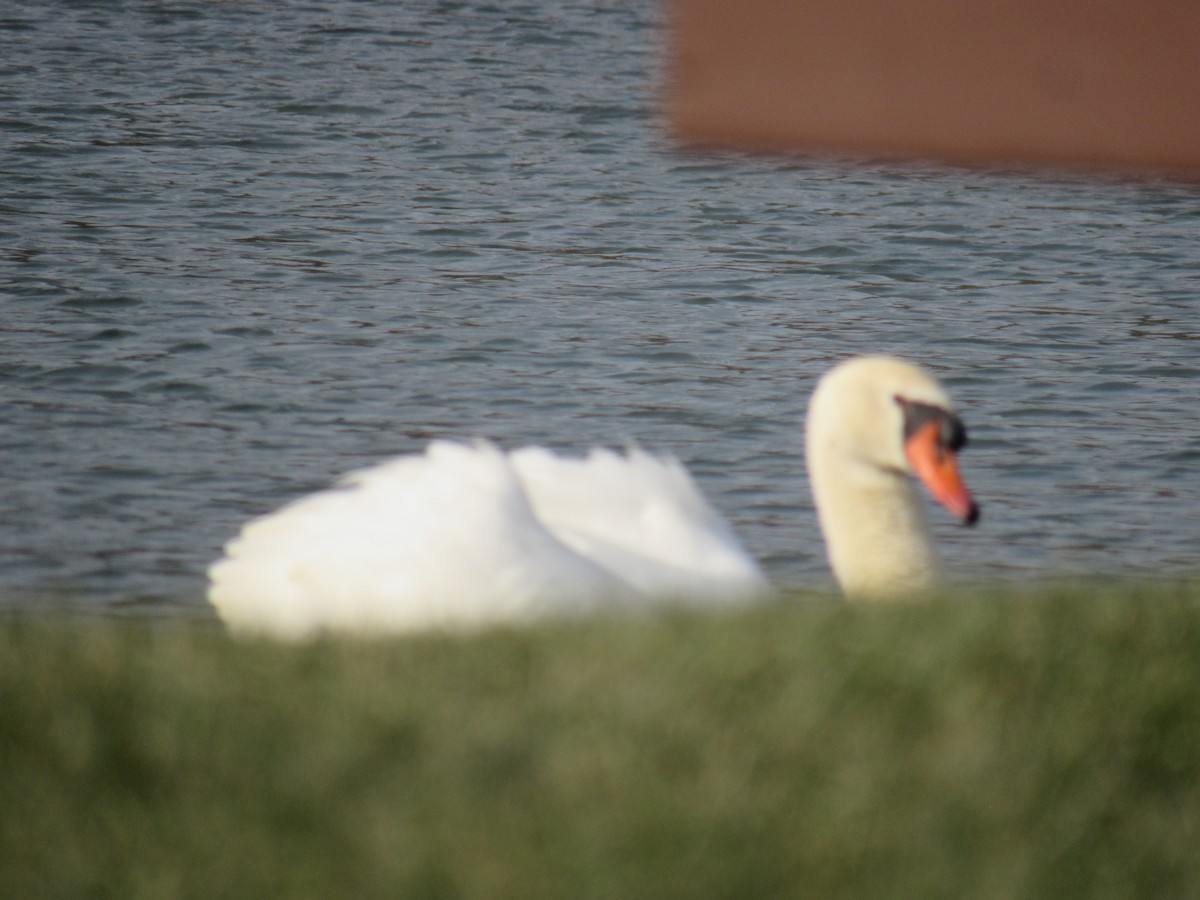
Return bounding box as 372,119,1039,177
667,0,1200,175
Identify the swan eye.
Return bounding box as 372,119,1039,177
942,418,968,452
895,396,968,452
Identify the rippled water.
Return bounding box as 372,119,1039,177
3,1,1199,616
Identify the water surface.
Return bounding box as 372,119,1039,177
3,1,1199,614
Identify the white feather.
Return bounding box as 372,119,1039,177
209,355,977,637
208,440,768,638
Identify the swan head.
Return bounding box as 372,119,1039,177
806,355,979,596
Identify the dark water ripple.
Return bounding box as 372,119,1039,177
2,1,1199,614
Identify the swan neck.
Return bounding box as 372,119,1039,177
812,462,939,598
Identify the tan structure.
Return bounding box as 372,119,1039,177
667,0,1200,175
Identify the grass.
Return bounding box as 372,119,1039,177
2,583,1199,899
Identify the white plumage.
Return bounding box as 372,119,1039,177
208,355,978,638
208,440,768,638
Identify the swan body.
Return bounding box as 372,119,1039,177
208,441,768,638
208,355,977,637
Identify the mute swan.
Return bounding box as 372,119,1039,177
208,355,977,637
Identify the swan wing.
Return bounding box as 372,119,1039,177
207,441,627,637
511,446,769,603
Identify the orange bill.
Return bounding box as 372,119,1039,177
904,420,980,525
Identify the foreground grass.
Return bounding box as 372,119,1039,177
2,584,1199,899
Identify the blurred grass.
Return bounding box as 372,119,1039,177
2,583,1199,899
